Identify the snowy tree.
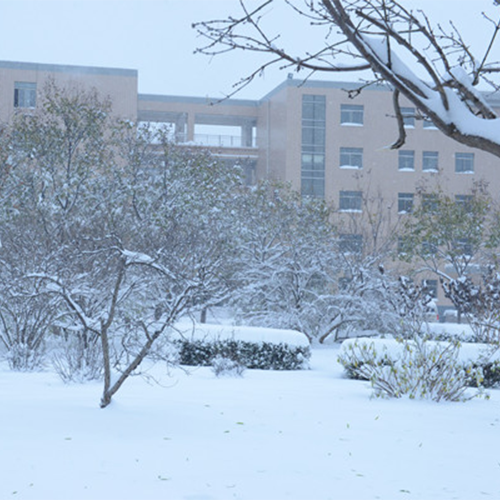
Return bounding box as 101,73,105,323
0,85,243,406
195,0,500,157
229,182,420,343
229,181,342,342
442,265,500,343
399,186,499,321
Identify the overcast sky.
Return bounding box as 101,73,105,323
0,0,496,99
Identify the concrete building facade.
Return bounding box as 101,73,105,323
1,59,500,311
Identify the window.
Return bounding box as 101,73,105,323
455,152,474,173
422,240,438,256
422,279,438,298
301,153,325,197
401,107,415,127
423,118,437,129
398,193,414,213
398,236,411,255
339,147,363,169
339,190,362,211
423,151,439,172
398,150,415,171
302,95,326,197
339,233,363,254
455,238,473,257
455,194,473,209
422,194,438,212
340,104,364,125
14,82,36,108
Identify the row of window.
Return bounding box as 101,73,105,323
302,146,474,174
397,193,472,214
339,191,473,214
340,104,435,128
398,150,474,173
337,147,474,173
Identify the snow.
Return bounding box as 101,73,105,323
1,343,500,500
171,321,310,347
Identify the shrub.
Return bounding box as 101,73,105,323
174,338,310,370
338,337,489,401
211,355,246,377
171,323,311,370
52,334,103,383
5,341,46,371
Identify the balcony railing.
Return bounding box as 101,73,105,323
193,133,256,148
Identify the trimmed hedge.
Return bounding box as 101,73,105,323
174,338,311,370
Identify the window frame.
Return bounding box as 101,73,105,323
340,104,364,126
339,233,363,254
422,151,439,172
455,152,475,174
398,150,415,171
14,81,37,109
339,147,363,169
339,190,363,212
398,192,414,214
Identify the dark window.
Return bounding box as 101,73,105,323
302,95,326,197
339,233,363,254
339,190,362,211
423,118,437,129
340,147,363,168
398,193,414,213
340,104,364,125
398,150,415,170
455,153,474,173
401,107,415,127
455,194,473,209
422,279,438,298
422,194,439,212
14,82,36,108
455,238,473,257
423,151,439,172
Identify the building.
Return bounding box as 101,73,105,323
1,59,500,313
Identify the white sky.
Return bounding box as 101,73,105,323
0,0,496,99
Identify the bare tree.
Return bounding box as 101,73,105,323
194,0,500,157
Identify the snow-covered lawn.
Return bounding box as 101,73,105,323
1,345,500,500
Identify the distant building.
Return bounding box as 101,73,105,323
2,59,500,314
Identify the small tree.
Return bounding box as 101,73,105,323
399,186,499,321
442,266,500,343
1,85,243,407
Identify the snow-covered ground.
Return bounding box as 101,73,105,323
1,344,500,500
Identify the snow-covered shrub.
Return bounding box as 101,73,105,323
0,291,54,371
52,333,103,383
442,267,500,344
338,337,489,401
172,323,311,370
211,355,245,377
5,342,46,371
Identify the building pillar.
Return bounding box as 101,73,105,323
186,113,196,143
241,122,254,147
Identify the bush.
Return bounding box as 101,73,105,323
5,341,46,371
338,336,491,401
52,334,103,383
211,355,246,377
174,338,310,370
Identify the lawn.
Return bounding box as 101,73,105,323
1,344,499,500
